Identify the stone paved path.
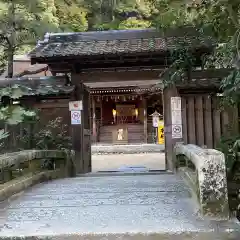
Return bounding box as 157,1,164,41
92,153,166,172
0,174,239,239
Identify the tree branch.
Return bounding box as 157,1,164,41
13,66,48,78
0,33,11,46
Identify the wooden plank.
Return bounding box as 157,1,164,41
187,96,196,144
204,95,213,148
181,97,188,144
35,102,68,109
221,110,229,137
212,97,221,147
195,95,204,146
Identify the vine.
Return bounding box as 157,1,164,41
161,43,198,87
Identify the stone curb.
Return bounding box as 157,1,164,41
91,144,165,155
77,171,172,177
0,231,240,240
92,150,165,155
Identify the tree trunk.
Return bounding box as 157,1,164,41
7,1,16,78
7,48,14,78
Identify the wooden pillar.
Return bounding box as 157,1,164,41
163,86,183,172
92,96,97,143
71,76,83,174
100,97,103,126
82,85,91,173
143,97,148,143
71,73,91,174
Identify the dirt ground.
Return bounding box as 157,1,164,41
92,152,166,172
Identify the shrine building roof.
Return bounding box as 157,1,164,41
29,27,215,61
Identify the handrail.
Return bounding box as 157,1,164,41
174,143,229,220
0,149,75,184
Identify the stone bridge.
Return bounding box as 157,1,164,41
0,147,239,239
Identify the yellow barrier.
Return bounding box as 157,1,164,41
158,120,164,144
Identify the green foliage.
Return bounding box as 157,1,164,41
0,0,59,77
216,134,239,171
161,43,197,87
0,105,36,125
0,83,36,125
0,84,32,99
220,69,240,105
150,0,195,29
55,0,88,32
35,117,71,150
0,129,9,147
118,17,151,29
19,117,71,151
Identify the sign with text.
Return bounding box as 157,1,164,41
171,97,182,138
71,111,81,125
69,101,82,111
171,97,181,110
152,116,159,128
172,124,182,139
171,110,182,125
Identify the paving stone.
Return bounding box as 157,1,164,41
0,174,239,239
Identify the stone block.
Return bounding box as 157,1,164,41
0,150,75,182
28,159,41,173
0,169,13,183
175,143,229,220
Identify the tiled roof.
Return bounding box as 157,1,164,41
29,27,215,59
0,76,74,95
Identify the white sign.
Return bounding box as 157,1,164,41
69,101,82,111
171,97,182,126
71,111,81,125
171,97,181,110
172,124,183,139
152,116,159,128
171,110,182,125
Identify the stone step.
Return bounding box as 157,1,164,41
91,144,165,154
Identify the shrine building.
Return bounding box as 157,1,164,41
1,27,226,169
13,28,212,145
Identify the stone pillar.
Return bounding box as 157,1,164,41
92,96,97,143
143,97,148,143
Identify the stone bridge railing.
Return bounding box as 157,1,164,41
174,143,229,220
0,150,75,201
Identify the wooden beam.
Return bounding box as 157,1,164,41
34,102,68,109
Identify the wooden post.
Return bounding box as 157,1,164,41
163,86,183,172
92,96,97,143
143,97,148,143
71,73,84,173
82,84,91,173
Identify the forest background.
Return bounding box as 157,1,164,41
0,0,240,100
